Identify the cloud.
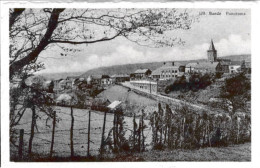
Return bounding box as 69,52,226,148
39,34,250,74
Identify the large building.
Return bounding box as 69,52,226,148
130,80,158,94
133,69,152,79
151,62,185,80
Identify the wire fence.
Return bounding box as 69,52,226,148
11,107,152,160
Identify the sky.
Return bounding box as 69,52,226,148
37,8,251,74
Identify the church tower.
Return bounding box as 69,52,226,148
207,39,217,62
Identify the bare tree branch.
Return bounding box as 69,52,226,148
9,8,25,29
10,8,65,78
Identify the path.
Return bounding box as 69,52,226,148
121,81,215,114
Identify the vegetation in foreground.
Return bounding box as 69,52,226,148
16,142,251,162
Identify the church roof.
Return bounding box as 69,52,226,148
208,39,216,51
194,62,219,72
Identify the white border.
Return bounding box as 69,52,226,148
1,1,260,168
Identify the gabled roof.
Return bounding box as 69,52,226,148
101,75,110,79
185,62,198,68
151,68,162,76
194,62,219,72
108,101,121,109
111,74,130,78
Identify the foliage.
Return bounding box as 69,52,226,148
10,8,196,79
219,73,251,114
104,108,130,153
150,103,251,150
10,74,56,146
164,73,213,94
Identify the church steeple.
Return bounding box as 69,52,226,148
207,39,217,62
209,39,216,51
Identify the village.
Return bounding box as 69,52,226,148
10,39,251,161
47,40,251,109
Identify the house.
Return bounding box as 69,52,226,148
185,62,198,73
130,80,158,94
241,61,251,74
53,79,67,91
151,62,184,80
110,74,130,83
88,75,102,85
217,61,230,73
194,62,220,74
133,69,152,79
101,75,112,86
229,61,242,73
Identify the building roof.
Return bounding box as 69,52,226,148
194,62,219,72
151,63,180,76
130,80,157,85
134,69,150,74
101,75,110,79
151,68,162,76
219,61,230,66
185,62,198,68
111,74,130,78
56,93,72,102
108,101,121,109
208,39,216,51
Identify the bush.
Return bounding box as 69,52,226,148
164,73,213,94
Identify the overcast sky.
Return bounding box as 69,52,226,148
37,8,250,74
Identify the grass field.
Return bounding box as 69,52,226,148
109,142,251,161
97,85,158,116
11,106,152,159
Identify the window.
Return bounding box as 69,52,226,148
231,67,234,69
175,70,177,73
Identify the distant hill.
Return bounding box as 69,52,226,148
218,54,251,62
38,54,250,80
38,71,84,80
81,54,251,77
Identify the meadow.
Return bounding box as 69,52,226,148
11,106,152,158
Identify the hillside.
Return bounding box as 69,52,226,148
38,54,250,80
81,54,251,77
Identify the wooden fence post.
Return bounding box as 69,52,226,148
18,129,24,160
141,110,145,152
70,106,74,158
113,110,117,151
28,105,36,157
50,111,56,158
87,110,91,157
100,110,107,159
138,120,141,152
133,113,136,150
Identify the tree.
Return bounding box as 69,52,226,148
220,73,251,115
10,8,195,78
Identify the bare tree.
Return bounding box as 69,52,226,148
10,8,195,78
